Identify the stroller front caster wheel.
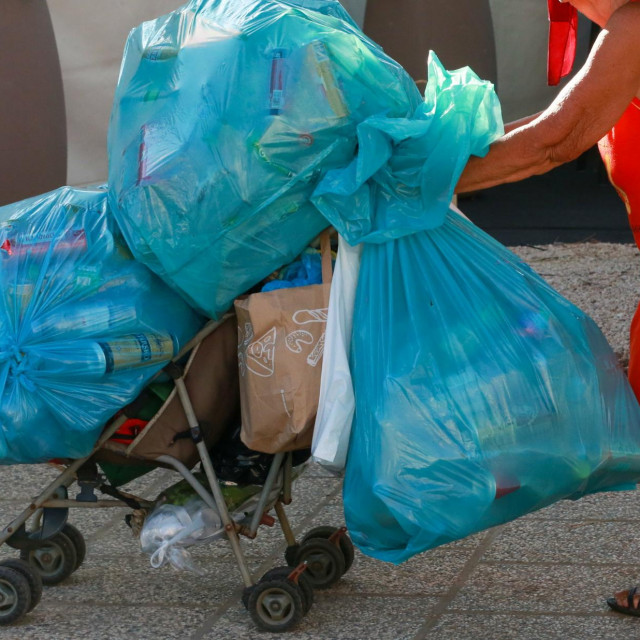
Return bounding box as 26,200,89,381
0,559,42,612
292,538,345,590
20,531,78,586
0,566,31,625
247,578,304,632
257,566,314,615
302,526,355,574
59,523,86,570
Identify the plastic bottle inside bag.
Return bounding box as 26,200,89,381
31,341,112,378
269,48,287,115
308,40,349,120
30,301,138,338
442,359,558,452
142,44,179,61
254,39,352,174
0,223,114,262
32,332,176,378
98,332,176,374
5,282,34,318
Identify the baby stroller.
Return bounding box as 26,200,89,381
0,315,354,633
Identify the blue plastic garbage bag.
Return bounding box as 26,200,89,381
317,55,640,564
107,0,420,318
0,186,202,464
261,248,324,291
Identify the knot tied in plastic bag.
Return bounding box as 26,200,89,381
312,52,503,244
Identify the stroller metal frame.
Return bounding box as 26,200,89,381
0,317,353,632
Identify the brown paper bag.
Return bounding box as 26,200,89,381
234,232,332,453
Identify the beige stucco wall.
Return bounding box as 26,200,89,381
48,1,181,186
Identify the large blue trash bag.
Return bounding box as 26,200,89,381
314,54,640,564
0,186,202,464
107,0,420,318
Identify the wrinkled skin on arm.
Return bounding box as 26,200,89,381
456,2,640,194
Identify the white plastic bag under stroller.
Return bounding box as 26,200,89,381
140,499,223,574
312,236,362,470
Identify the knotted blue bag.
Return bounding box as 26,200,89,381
108,0,420,318
314,53,640,564
0,186,202,464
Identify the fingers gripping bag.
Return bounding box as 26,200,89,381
107,0,421,318
312,53,640,564
0,186,202,464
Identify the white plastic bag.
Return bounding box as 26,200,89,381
139,499,222,574
312,235,362,470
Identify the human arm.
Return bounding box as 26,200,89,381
503,112,543,134
456,3,640,194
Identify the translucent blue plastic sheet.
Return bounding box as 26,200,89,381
0,186,202,464
324,58,640,564
261,249,323,291
107,0,420,318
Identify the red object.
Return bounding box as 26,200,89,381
547,0,578,86
493,471,521,499
110,418,148,444
598,98,640,399
547,0,640,86
598,99,640,247
260,513,276,527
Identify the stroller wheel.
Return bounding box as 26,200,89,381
292,538,345,590
259,566,314,615
0,566,31,625
247,578,304,632
20,531,78,586
60,523,86,570
301,526,355,574
0,559,42,612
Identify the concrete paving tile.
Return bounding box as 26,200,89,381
483,518,640,565
265,475,343,533
331,547,475,596
452,563,640,613
200,595,440,640
114,467,173,496
303,461,345,479
521,489,640,522
296,500,348,533
7,602,207,640
0,464,60,500
425,612,640,640
39,554,240,607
